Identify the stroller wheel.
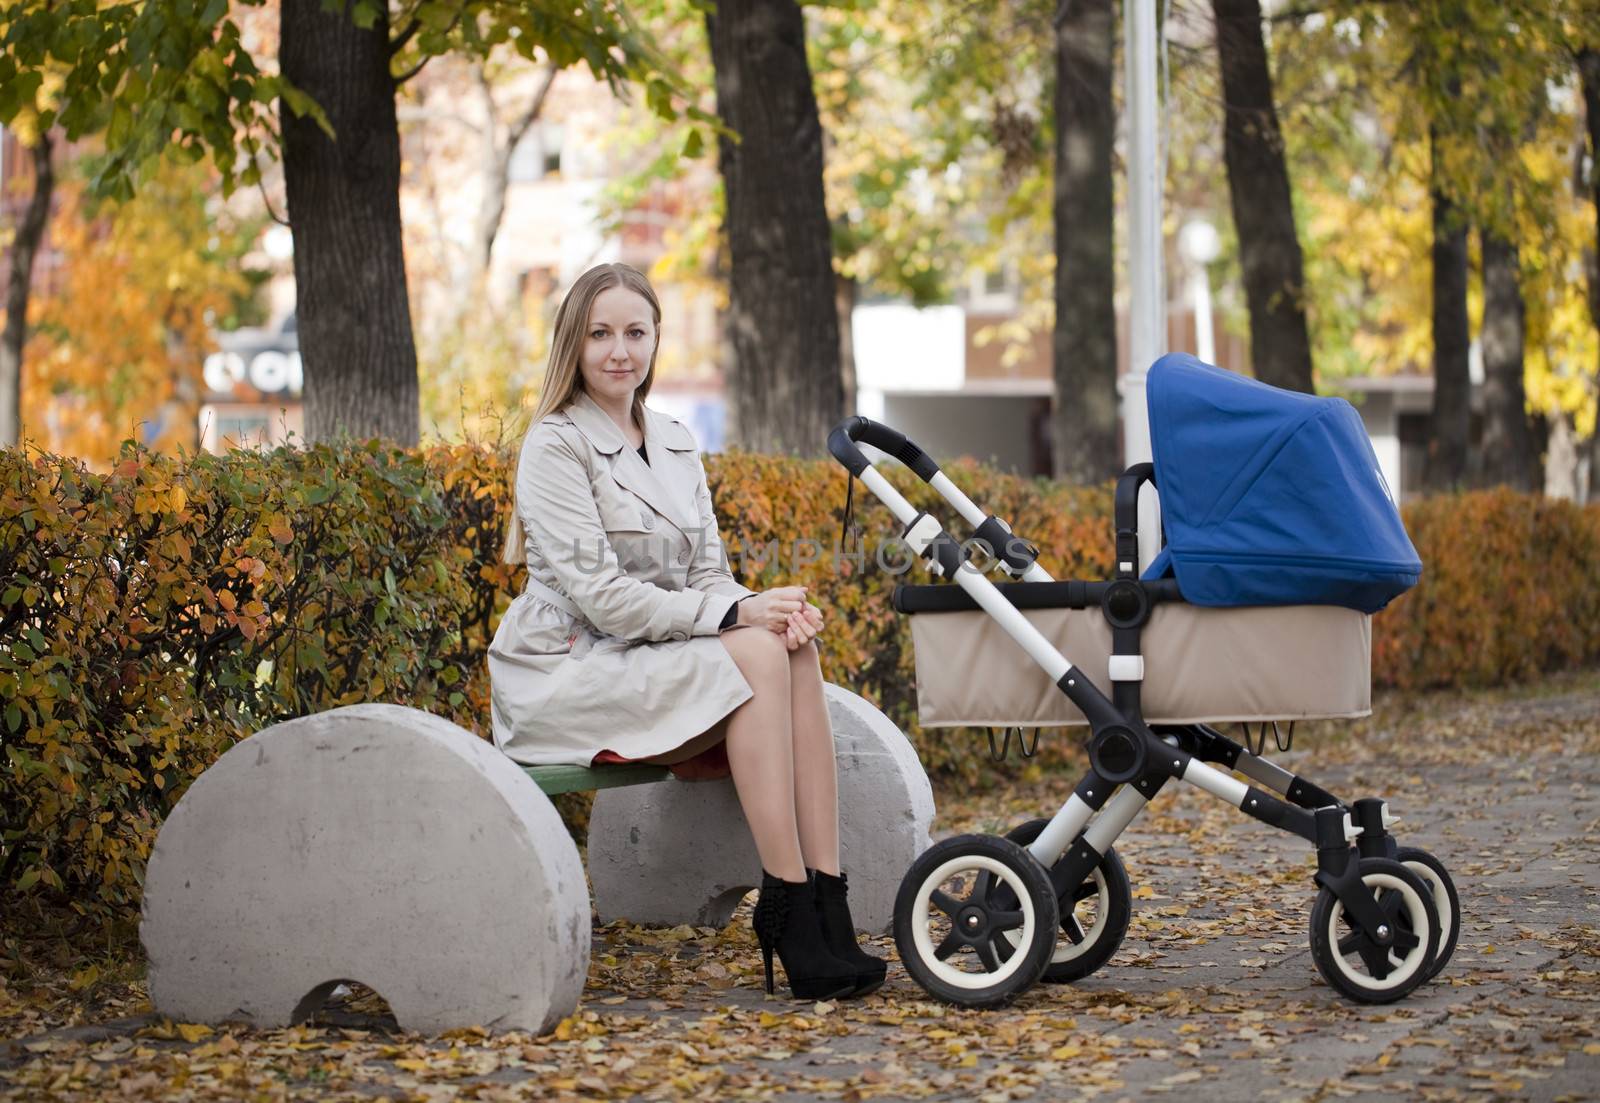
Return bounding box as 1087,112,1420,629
1309,857,1440,1004
893,834,1059,1009
1003,819,1131,983
1395,846,1460,983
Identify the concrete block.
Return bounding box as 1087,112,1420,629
141,704,588,1036
587,683,934,932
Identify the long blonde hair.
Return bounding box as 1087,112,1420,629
501,263,663,565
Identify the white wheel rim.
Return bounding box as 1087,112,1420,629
1326,871,1430,991
910,854,1038,990
1001,865,1110,964
1403,860,1453,947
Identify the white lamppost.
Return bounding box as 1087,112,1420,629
1124,0,1165,571
1178,219,1220,365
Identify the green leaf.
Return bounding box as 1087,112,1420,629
4,704,21,732
681,128,704,159
418,1,458,32
351,0,380,30
644,79,677,122
280,83,335,140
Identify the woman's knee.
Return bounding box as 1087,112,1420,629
787,638,820,670
720,628,791,688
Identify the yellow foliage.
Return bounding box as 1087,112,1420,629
1375,490,1600,688
22,163,251,467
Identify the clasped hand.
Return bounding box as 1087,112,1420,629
738,585,824,650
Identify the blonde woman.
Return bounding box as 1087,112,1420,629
489,263,884,1000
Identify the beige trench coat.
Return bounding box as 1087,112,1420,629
488,391,757,766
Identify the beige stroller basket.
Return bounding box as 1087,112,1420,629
907,600,1371,729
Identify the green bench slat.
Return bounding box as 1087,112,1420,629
522,763,670,796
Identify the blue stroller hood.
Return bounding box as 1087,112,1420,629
1141,354,1421,613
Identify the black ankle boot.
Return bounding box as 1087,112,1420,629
811,869,888,995
752,873,859,1000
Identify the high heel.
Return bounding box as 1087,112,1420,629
752,872,859,1000
812,869,888,996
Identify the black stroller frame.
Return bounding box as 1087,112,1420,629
829,417,1460,1008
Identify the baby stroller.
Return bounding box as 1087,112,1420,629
826,353,1459,1007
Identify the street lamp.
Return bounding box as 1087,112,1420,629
1178,218,1220,365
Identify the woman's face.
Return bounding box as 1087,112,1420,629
579,285,657,410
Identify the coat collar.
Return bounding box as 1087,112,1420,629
563,390,698,532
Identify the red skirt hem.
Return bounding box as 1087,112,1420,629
591,741,731,781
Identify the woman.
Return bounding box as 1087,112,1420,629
489,263,884,1000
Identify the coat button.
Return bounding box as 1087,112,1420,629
640,513,654,531
677,548,691,566
670,630,688,641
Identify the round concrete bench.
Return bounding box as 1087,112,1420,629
140,686,932,1035
141,705,589,1036
587,683,934,931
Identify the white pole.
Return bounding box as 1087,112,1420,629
1190,270,1214,364
1124,0,1165,570
1179,219,1221,366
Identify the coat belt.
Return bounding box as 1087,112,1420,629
525,576,581,620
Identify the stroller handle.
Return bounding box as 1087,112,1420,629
828,416,940,481
828,414,1051,580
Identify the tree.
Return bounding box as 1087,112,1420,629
1,0,700,448
1478,233,1536,490
1425,137,1472,492
1270,2,1598,493
280,0,419,444
1212,0,1314,393
394,52,560,442
1398,2,1581,491
1580,47,1600,500
21,162,257,463
1051,0,1117,480
706,0,842,455
0,130,51,449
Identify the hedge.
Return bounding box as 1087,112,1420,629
2,441,1597,923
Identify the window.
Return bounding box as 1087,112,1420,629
508,123,564,183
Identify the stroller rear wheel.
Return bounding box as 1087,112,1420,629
1309,857,1440,1004
1003,819,1131,983
893,834,1059,1009
1395,846,1459,982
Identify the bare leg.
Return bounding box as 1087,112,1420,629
787,641,841,877
718,628,806,881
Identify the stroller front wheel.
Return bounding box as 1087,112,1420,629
1309,857,1440,1004
1004,819,1132,983
893,834,1060,1009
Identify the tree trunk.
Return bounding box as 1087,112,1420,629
706,0,842,455
1051,0,1118,482
1212,0,1314,393
281,0,419,446
1478,231,1535,490
1543,410,1578,499
836,272,857,413
1424,137,1472,493
1,133,53,449
1579,48,1600,503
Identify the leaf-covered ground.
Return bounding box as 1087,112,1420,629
4,671,1599,1101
